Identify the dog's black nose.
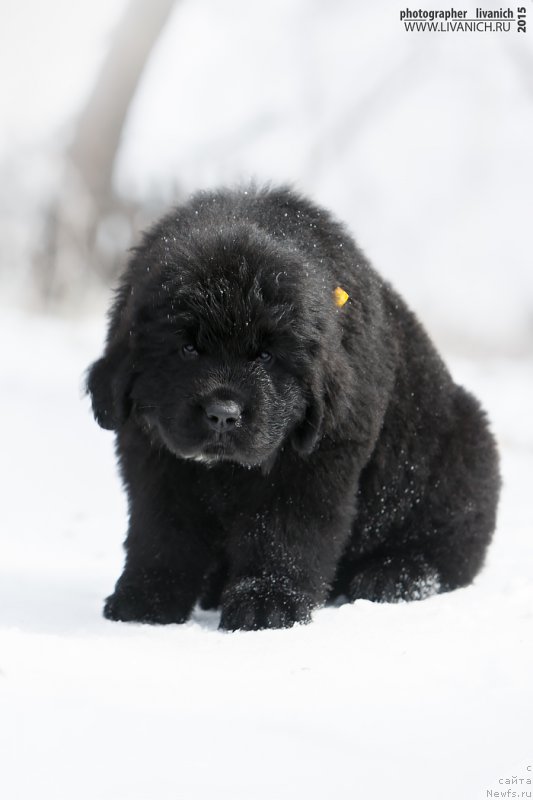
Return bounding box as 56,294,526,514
204,400,242,432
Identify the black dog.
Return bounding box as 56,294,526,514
87,185,500,630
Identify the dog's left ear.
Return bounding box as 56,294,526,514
290,390,324,455
86,346,133,431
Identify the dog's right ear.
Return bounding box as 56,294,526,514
86,346,133,431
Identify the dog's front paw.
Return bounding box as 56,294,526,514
103,580,192,625
219,577,313,631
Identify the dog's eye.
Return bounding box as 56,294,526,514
257,351,273,365
181,343,199,358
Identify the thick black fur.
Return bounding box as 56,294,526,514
87,185,500,631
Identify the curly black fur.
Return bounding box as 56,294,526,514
87,185,500,631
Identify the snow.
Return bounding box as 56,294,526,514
1,311,532,800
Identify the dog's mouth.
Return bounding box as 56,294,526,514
201,439,235,458
168,434,239,465
192,436,273,468
143,407,277,467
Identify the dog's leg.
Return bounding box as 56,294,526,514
345,552,441,602
104,500,212,625
104,546,208,625
219,453,360,631
335,385,500,604
219,521,348,630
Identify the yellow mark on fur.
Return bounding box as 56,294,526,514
333,286,349,307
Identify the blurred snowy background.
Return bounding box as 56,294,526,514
1,2,532,799
1,0,532,354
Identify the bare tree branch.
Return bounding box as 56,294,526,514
37,0,177,306
70,0,176,206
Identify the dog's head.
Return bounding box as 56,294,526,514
87,220,346,467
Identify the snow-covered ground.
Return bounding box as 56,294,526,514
0,311,531,800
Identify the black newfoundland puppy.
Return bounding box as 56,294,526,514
87,185,500,631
